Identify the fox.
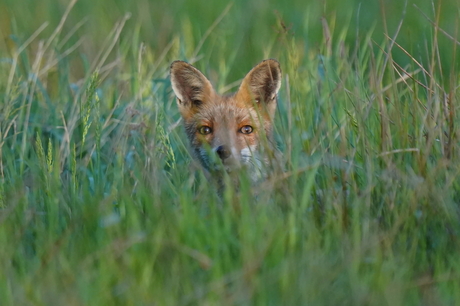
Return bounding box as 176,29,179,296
170,59,281,188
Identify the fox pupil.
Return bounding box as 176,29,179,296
240,125,253,134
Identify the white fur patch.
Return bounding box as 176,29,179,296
240,147,252,157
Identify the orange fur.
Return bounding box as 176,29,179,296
170,59,281,183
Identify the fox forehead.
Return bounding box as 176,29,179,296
190,96,258,126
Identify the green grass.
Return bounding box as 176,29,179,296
1,0,460,305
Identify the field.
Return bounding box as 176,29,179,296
1,0,460,305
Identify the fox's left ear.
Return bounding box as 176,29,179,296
236,59,281,108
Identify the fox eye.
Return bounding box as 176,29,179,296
239,125,253,134
198,126,212,135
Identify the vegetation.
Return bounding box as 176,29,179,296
1,0,460,304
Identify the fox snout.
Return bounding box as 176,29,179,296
205,143,243,172
215,145,231,161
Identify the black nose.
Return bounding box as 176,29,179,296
216,145,231,160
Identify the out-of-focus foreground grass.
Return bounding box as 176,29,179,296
1,0,460,305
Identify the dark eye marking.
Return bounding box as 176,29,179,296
192,99,202,106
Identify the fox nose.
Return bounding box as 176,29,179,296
216,145,231,160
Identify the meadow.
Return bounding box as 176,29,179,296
1,0,460,305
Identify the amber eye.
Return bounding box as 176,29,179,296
239,125,253,134
198,126,212,135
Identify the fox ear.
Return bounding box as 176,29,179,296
170,61,214,112
236,59,281,106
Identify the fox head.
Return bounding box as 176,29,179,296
170,59,281,180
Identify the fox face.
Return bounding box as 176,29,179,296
170,59,281,181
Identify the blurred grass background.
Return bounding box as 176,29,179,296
2,0,459,79
1,0,460,305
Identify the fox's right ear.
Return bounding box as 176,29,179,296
170,61,214,113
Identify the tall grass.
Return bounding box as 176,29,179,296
1,0,460,305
